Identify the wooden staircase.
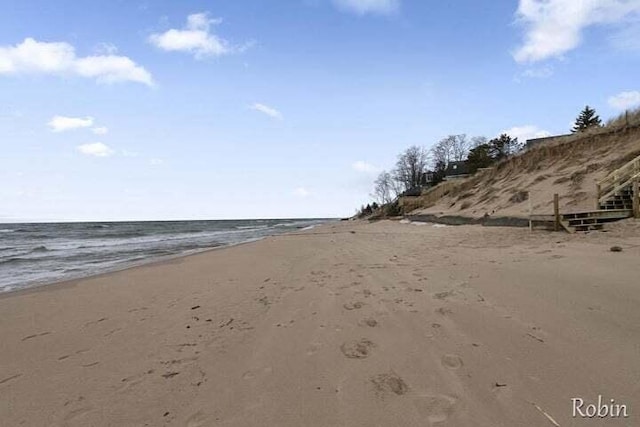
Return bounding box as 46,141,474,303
552,153,640,233
559,209,632,233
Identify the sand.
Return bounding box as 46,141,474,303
412,129,640,219
1,220,639,426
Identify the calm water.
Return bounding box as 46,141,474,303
0,218,330,292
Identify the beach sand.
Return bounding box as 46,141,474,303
1,220,639,426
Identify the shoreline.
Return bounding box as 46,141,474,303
1,220,639,426
0,222,328,298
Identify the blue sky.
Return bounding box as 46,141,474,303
1,0,639,221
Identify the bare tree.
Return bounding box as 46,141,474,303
470,136,488,148
372,171,397,205
392,146,429,192
431,134,470,168
448,134,470,162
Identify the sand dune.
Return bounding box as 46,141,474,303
1,220,639,426
411,127,640,218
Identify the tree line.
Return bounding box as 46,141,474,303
369,133,521,207
357,105,605,216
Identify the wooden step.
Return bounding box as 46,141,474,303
561,209,632,220
573,224,604,232
559,209,633,233
600,204,633,210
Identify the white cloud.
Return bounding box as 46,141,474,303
91,126,109,135
76,142,114,157
333,0,400,15
0,38,153,86
149,12,249,59
250,103,283,120
502,125,551,142
94,42,118,55
608,91,640,110
352,160,380,173
149,158,164,165
522,65,554,79
121,149,139,157
48,115,94,132
513,0,640,63
293,187,310,197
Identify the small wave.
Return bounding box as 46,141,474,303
235,225,269,230
96,231,148,239
274,223,297,228
0,257,31,265
87,224,111,229
0,229,15,233
31,246,51,253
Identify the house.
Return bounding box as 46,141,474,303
420,171,434,186
444,161,470,180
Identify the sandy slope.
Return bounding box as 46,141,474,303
1,220,639,426
414,128,640,219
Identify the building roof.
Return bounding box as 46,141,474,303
445,161,470,176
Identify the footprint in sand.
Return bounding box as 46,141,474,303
435,307,452,316
441,354,464,370
343,302,364,311
242,366,273,380
371,372,408,396
433,290,455,300
185,411,209,427
340,339,375,359
359,318,378,327
414,394,458,424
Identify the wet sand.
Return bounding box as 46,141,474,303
1,220,639,426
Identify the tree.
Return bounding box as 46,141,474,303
431,159,447,185
466,143,494,173
572,105,602,133
392,146,429,192
431,135,469,169
372,171,397,205
450,134,470,162
488,134,521,160
470,136,488,148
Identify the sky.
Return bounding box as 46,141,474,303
1,0,640,221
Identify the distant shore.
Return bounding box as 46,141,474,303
1,220,639,426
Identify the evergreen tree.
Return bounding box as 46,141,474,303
488,134,521,160
466,143,494,173
572,105,602,133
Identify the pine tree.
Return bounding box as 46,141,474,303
466,143,494,173
488,134,521,160
572,105,602,133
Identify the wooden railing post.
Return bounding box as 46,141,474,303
596,183,601,210
633,180,640,219
554,193,560,231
